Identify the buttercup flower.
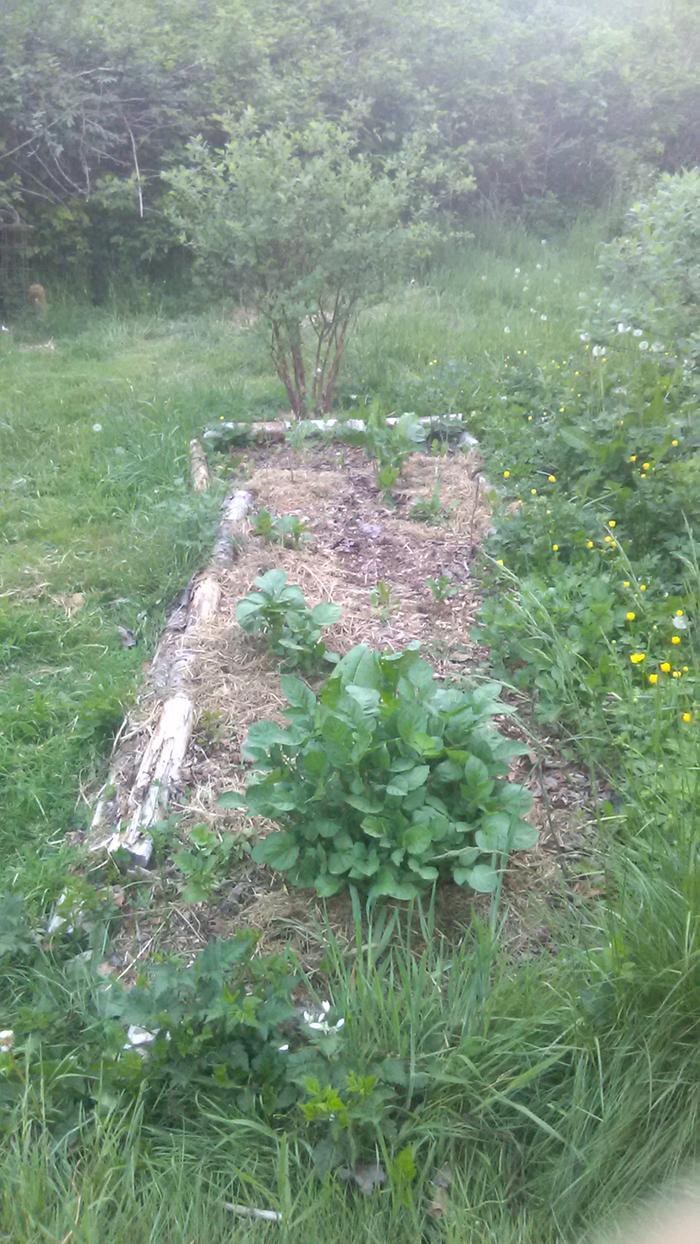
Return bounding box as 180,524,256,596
682,712,693,723
608,520,617,529
547,474,556,483
503,470,511,478
629,455,637,463
552,544,559,552
586,540,594,549
640,584,647,592
626,612,636,621
629,652,646,664
671,635,681,646
671,438,679,447
648,674,658,685
642,461,651,470
660,662,671,673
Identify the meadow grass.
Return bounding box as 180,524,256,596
0,213,698,1240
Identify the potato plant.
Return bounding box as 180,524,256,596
222,644,536,899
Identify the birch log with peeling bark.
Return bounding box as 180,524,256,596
189,438,211,492
89,485,252,866
204,414,474,445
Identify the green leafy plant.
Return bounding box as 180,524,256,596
370,580,399,623
252,508,310,549
236,570,341,672
222,645,535,900
172,825,238,904
409,480,453,525
364,410,427,501
426,574,459,602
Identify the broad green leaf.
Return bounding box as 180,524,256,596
280,675,316,711
252,832,300,871
453,863,499,892
369,867,419,901
310,602,342,626
217,790,247,809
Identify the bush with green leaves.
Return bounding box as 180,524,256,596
222,645,535,900
236,570,340,672
165,118,436,416
599,170,700,348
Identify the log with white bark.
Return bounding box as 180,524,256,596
89,473,252,866
189,438,211,491
203,413,476,445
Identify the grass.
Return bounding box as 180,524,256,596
0,211,698,1240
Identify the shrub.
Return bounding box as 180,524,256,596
600,170,700,346
222,645,535,900
165,118,436,416
236,570,340,672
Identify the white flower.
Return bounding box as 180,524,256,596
302,1001,345,1034
123,1025,157,1055
613,386,627,395
0,1030,13,1053
504,326,511,334
672,615,688,630
617,322,630,333
639,340,649,351
650,341,664,353
530,307,536,313
632,328,643,338
514,267,521,275
540,314,548,322
579,332,591,342
541,239,547,245
591,345,606,357
536,262,542,270
92,422,103,433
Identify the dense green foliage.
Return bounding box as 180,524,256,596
233,646,535,898
2,0,699,296
165,120,436,414
0,187,698,1238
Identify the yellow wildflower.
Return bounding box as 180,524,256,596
672,671,681,679
503,470,511,479
586,540,594,549
530,488,538,495
552,544,559,552
682,712,693,723
629,454,637,463
623,580,631,587
547,474,557,483
671,439,679,447
495,559,504,567
640,584,647,592
608,519,617,529
642,461,651,470
675,609,684,617
660,662,672,673
648,674,658,685
626,612,636,621
671,635,681,645
629,652,646,664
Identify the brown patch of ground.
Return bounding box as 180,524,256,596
106,441,596,977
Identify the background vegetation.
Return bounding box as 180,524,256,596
0,1,698,1239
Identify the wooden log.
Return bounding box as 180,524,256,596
203,414,472,445
89,485,253,865
125,692,195,831
189,438,211,491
